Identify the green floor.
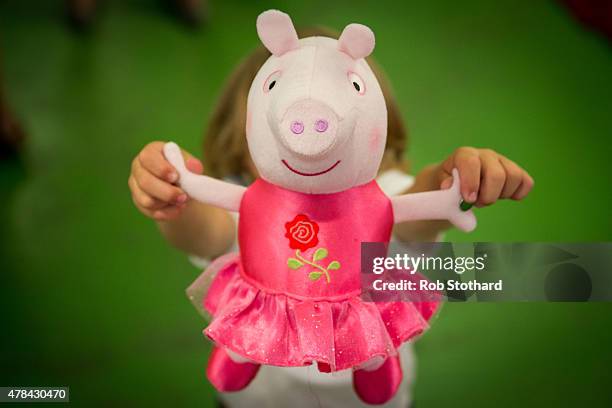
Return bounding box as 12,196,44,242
1,0,611,406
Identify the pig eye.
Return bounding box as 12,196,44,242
263,70,281,93
348,72,365,95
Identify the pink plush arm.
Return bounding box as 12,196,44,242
163,142,245,212
391,169,476,232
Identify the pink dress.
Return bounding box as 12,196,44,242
194,178,439,373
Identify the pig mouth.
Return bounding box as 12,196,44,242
281,160,341,176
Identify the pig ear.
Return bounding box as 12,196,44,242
256,10,299,56
338,23,375,60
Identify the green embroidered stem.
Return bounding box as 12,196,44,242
295,250,330,283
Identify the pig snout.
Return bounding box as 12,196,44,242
276,99,340,159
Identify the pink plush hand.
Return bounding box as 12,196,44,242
391,168,476,232
446,169,476,232
163,142,189,179
163,142,246,212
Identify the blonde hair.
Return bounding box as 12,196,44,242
203,26,408,181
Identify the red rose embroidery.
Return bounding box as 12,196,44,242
285,214,319,251
285,214,341,283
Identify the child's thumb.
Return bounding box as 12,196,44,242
440,176,453,190
184,153,204,174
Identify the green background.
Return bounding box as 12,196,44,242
1,0,611,406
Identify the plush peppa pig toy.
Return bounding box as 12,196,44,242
164,9,476,405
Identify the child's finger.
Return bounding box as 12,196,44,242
512,173,534,200
499,158,524,198
476,152,506,207
129,175,156,210
131,194,155,218
129,176,168,210
139,145,179,183
446,148,481,203
133,163,187,204
129,181,162,219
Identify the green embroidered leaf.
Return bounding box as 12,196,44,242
287,258,303,270
327,261,341,270
308,272,322,281
313,248,328,261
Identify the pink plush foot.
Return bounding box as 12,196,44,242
353,356,403,405
206,346,260,392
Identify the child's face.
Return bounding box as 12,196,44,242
245,35,387,194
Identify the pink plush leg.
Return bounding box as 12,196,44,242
206,346,260,392
353,356,403,405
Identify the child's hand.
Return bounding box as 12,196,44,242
128,141,204,221
438,147,534,207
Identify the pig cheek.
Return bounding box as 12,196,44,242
369,127,383,150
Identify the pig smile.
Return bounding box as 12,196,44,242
281,159,341,176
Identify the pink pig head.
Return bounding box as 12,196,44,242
246,10,387,194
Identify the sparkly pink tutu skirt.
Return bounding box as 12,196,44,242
188,252,439,372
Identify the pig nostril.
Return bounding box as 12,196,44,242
290,121,304,134
314,119,328,133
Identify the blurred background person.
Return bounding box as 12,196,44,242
0,55,25,158
561,0,612,40
67,0,208,28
